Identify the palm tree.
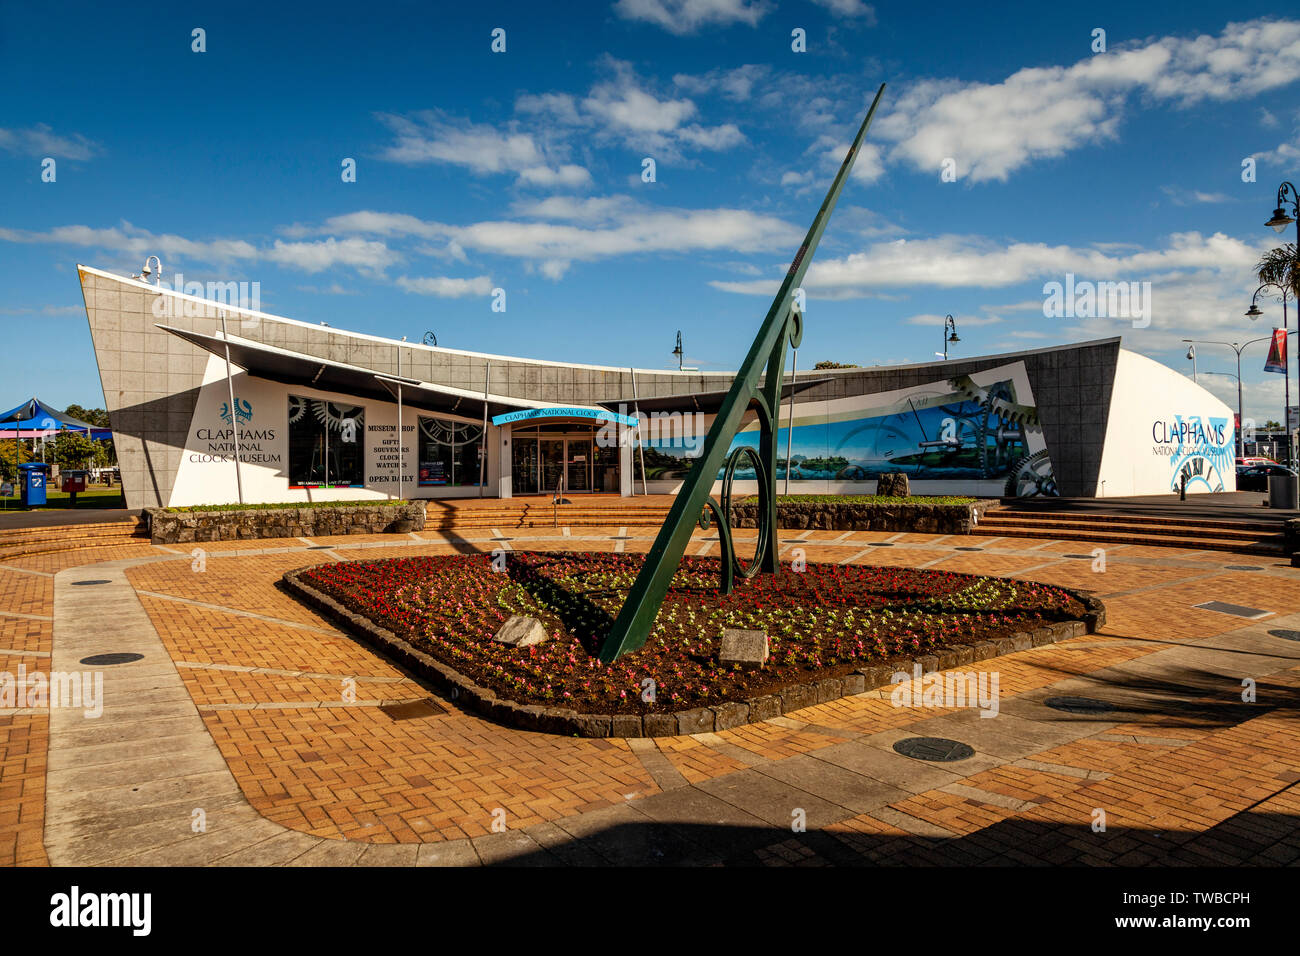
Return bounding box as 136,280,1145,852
1256,243,1300,302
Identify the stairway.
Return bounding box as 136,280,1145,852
974,508,1287,556
0,517,150,562
424,499,672,531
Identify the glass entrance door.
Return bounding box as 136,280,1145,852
511,430,606,495
539,439,565,494
511,438,538,495
567,439,592,492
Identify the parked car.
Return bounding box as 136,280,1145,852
1236,463,1296,491
1236,456,1279,468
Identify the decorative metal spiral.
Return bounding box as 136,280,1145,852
697,444,772,595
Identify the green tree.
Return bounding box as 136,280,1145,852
814,360,860,369
0,439,32,483
91,440,114,468
1255,243,1300,303
63,405,110,428
51,431,97,471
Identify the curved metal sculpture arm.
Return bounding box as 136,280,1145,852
597,83,887,662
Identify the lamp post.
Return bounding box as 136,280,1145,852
942,314,960,360
1183,334,1281,460
1248,281,1294,469
1262,181,1298,468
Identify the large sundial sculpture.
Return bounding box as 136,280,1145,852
598,84,887,663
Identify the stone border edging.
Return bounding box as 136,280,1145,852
282,566,1105,739
731,499,1000,535
146,503,425,545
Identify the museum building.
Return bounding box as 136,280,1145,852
77,265,1237,511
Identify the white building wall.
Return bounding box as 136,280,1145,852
1095,349,1237,496
168,356,498,506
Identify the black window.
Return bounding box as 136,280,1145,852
288,396,365,488
417,416,484,487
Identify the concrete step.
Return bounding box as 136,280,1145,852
974,522,1285,556
979,516,1282,544
990,509,1281,534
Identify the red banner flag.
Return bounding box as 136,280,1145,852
1264,327,1287,373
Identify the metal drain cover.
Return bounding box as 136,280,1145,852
1224,565,1263,571
307,545,334,550
868,542,894,548
379,698,445,721
954,547,983,551
71,579,111,586
79,652,144,666
1268,629,1300,642
785,539,807,544
1194,601,1273,620
893,737,974,762
1063,554,1095,560
1045,696,1116,714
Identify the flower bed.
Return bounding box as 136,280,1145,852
285,551,1101,736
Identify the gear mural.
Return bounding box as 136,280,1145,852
638,361,1059,497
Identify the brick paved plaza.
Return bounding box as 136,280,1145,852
2,523,1299,867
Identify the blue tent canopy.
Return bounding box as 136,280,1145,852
0,398,112,440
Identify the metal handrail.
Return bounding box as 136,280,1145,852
552,468,565,526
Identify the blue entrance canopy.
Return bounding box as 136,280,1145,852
0,397,112,440
491,406,639,428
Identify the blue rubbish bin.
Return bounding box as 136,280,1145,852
19,463,50,507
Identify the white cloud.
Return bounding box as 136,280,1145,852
0,222,258,264
323,202,800,269
0,124,99,160
672,65,770,101
874,18,1300,183
713,230,1267,299
395,275,494,297
811,0,875,21
375,112,590,188
0,222,395,276
1256,125,1300,167
574,60,748,156
264,238,393,274
584,79,696,134
613,0,770,35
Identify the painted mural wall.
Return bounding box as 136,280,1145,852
1095,350,1236,496
639,361,1059,498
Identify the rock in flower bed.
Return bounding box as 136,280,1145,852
285,551,1097,735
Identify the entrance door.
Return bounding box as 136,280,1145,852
512,438,538,495
539,439,565,494
567,438,592,492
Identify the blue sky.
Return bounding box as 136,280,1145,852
2,0,1298,423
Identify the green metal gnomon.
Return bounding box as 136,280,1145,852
597,84,887,663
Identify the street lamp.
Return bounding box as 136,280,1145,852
942,314,960,360
1248,280,1294,468
1261,180,1299,471
1265,181,1297,234
1183,334,1284,460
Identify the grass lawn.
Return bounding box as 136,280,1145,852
0,485,125,511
